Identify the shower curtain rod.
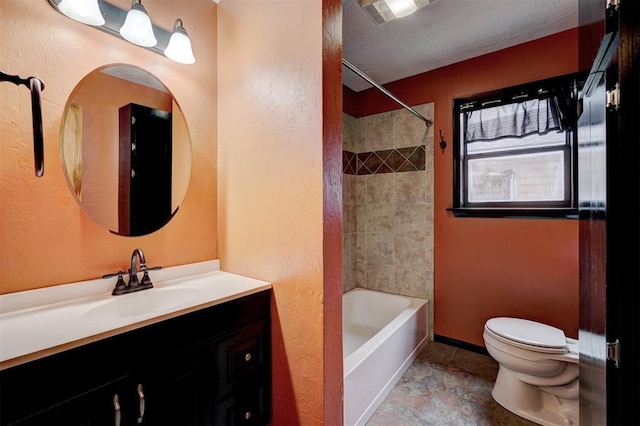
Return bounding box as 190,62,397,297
342,59,432,127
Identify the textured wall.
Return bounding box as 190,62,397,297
0,0,217,293
342,104,434,338
353,29,580,346
217,1,343,424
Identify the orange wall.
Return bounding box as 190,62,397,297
218,0,342,425
352,29,580,346
217,1,343,424
0,0,217,293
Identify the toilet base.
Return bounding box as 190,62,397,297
492,367,579,426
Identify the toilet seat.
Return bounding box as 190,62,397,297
485,317,568,354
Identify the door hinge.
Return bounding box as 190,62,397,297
607,339,621,368
606,83,620,111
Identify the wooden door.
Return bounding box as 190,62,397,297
578,1,640,424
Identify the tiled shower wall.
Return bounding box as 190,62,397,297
343,104,434,336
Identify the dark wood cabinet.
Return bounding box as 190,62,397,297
212,321,270,425
118,103,173,237
0,291,271,426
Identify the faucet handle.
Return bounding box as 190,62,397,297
103,271,127,295
140,271,152,288
102,270,126,279
139,265,161,288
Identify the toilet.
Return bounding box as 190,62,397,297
483,317,579,426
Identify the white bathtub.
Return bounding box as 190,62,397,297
343,288,428,426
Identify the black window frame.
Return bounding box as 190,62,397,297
450,72,585,219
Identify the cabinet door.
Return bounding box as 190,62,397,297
132,348,206,426
0,335,129,426
5,376,128,426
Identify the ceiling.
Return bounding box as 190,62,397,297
342,0,579,92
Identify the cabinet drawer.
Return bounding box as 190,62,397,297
215,320,268,397
214,384,269,426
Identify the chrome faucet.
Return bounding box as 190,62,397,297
102,248,161,296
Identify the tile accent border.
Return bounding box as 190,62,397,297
343,145,426,175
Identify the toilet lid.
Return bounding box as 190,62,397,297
485,317,567,349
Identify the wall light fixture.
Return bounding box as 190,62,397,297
384,0,418,18
48,0,196,64
164,19,195,64
359,0,434,24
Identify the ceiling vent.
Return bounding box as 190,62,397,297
359,0,434,24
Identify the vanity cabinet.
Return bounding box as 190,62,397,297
0,291,271,426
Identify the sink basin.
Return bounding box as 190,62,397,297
83,287,202,319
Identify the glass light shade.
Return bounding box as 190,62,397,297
119,3,157,47
385,0,417,18
164,23,195,64
57,0,105,26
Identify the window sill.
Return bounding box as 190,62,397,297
447,207,578,219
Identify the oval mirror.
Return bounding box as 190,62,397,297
60,64,192,236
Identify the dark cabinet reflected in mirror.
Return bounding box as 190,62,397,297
61,65,192,236
119,103,172,236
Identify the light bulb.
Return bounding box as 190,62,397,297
57,0,105,26
119,1,157,47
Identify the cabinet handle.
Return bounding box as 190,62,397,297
245,411,252,420
113,394,121,426
244,352,252,362
137,384,145,424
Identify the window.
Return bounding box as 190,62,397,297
451,73,583,218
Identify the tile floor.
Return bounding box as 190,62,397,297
367,341,539,426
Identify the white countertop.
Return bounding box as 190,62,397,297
0,261,271,370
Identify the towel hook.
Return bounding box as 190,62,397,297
439,130,447,151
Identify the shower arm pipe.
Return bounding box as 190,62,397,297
342,59,432,127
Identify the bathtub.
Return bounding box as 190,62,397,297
343,288,428,426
